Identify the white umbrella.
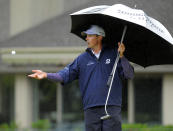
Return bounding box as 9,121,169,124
71,4,173,67
71,4,173,45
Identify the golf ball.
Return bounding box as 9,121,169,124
11,50,16,55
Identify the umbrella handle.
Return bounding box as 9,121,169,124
102,25,127,120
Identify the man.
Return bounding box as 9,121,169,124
28,25,134,131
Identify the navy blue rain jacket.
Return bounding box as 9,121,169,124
58,46,134,110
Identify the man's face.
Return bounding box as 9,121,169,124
85,34,98,49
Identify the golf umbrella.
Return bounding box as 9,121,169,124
70,4,173,67
70,4,173,120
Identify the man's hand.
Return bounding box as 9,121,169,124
118,42,125,58
28,70,47,80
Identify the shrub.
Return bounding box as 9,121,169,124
0,122,18,131
32,119,51,130
122,123,173,131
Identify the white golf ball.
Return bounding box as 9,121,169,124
11,50,16,55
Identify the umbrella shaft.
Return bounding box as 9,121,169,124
104,25,127,116
120,25,127,44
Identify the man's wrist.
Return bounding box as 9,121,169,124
44,72,47,78
119,53,124,58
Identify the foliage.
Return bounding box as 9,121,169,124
32,119,51,130
0,122,18,131
122,123,173,131
0,119,50,130
1,122,173,131
122,123,148,129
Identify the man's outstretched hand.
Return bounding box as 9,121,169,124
28,70,47,80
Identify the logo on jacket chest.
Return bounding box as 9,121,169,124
105,59,111,64
87,61,95,66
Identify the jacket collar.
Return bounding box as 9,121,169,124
85,44,109,53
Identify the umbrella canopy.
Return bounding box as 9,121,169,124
70,4,173,67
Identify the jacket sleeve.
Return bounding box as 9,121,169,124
47,73,63,82
57,58,79,84
118,56,134,79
